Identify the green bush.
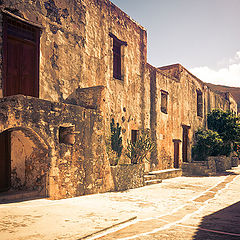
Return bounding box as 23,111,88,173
192,129,224,161
207,109,240,144
126,132,156,164
207,109,240,156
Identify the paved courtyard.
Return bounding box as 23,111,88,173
1,166,240,240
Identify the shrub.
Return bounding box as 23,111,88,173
207,109,240,156
192,129,224,161
207,109,240,145
126,132,156,164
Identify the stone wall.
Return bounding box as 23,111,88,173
0,0,149,148
211,156,232,172
10,130,48,194
0,95,114,199
182,159,216,176
183,156,240,176
147,63,237,171
110,164,144,191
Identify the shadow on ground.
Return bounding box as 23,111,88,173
193,201,240,240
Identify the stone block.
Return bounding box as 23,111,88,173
110,164,144,191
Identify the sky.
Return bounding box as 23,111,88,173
110,0,240,87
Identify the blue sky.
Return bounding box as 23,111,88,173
110,0,240,87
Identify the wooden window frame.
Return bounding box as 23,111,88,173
109,33,127,80
161,90,168,114
197,89,203,117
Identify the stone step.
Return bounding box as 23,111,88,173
148,168,182,180
144,174,157,181
145,179,162,185
0,190,44,203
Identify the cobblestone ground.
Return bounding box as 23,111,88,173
1,167,240,240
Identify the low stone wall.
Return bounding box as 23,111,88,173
210,156,232,172
182,158,216,176
232,157,239,167
110,164,145,191
183,156,239,176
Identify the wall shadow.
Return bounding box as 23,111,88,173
193,201,240,239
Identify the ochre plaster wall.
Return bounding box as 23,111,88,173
147,64,237,171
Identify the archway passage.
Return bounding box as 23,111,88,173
0,128,49,196
0,131,11,192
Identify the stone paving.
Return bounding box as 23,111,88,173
1,167,240,240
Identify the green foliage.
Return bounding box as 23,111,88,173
207,109,240,144
192,129,224,161
126,132,156,164
110,118,123,158
193,109,240,161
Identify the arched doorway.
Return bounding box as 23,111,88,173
0,128,49,195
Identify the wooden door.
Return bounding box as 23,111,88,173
3,14,40,97
182,126,190,162
173,140,180,168
0,131,10,192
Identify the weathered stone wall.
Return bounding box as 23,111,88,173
0,0,149,148
10,130,48,194
213,156,232,172
231,156,239,167
182,159,216,176
147,63,237,171
110,164,144,191
0,95,114,199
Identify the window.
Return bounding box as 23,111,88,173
109,33,127,80
131,130,138,143
113,40,121,79
161,90,168,114
197,90,203,117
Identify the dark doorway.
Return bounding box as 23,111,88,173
173,139,181,168
182,125,190,162
131,130,139,144
3,14,40,97
0,131,11,192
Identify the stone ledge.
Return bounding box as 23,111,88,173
148,168,182,180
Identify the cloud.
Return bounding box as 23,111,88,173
190,51,240,87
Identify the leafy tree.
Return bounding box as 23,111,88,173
207,109,240,143
207,109,240,155
192,129,224,161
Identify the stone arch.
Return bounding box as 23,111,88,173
0,126,50,196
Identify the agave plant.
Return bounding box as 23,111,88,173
126,133,156,164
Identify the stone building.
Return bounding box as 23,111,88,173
0,0,237,199
146,63,237,172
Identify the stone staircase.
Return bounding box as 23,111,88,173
144,168,182,186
